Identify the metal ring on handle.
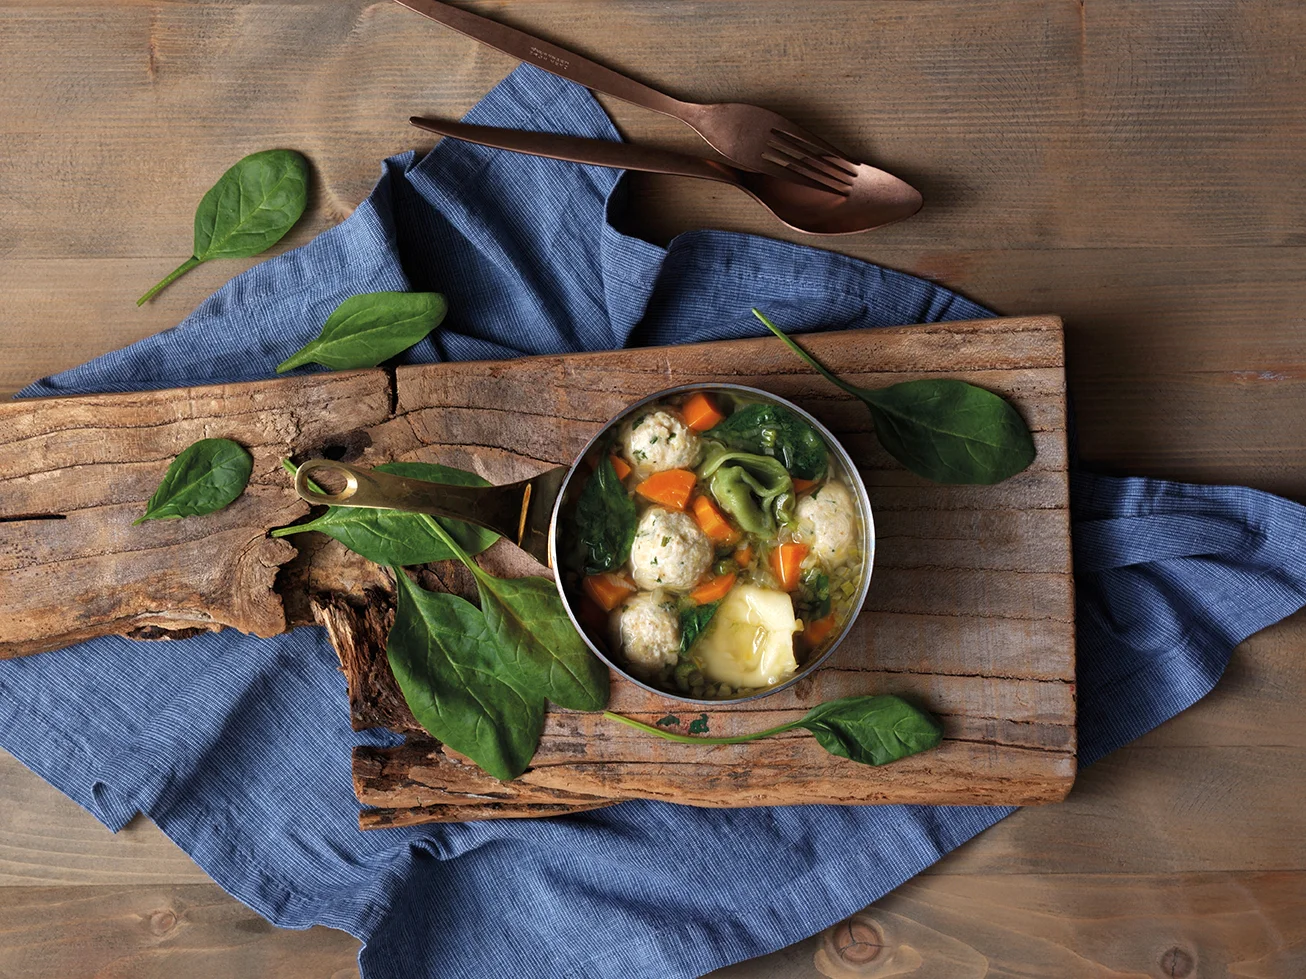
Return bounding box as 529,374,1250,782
295,459,359,505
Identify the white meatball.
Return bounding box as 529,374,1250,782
612,590,680,678
795,481,859,568
629,507,713,591
620,409,702,473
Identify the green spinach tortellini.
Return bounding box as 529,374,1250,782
702,449,795,535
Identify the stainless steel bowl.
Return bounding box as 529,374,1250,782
549,383,875,705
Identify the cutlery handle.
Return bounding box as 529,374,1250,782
410,117,737,187
394,0,690,119
294,459,564,564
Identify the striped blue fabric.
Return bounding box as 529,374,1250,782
11,66,1306,978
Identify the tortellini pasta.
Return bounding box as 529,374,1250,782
693,584,800,688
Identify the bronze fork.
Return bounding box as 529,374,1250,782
392,0,860,196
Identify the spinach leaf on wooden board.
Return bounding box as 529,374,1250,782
418,515,611,712
704,403,828,480
679,601,721,656
603,694,942,767
388,569,544,781
753,310,1036,485
574,455,637,574
798,695,943,765
138,149,309,305
276,292,448,373
134,438,253,525
271,461,499,564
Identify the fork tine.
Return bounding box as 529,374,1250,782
760,152,853,196
766,135,857,186
742,155,853,194
768,130,860,180
770,122,857,169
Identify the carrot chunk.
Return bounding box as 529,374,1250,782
582,572,637,612
682,392,726,432
690,572,736,605
635,469,697,510
803,612,837,647
769,541,809,591
691,494,737,543
609,454,632,480
734,543,754,568
792,477,820,494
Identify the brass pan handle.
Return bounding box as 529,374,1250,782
292,459,567,565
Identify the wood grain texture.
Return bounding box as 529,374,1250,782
754,872,1306,979
0,371,393,656
1,317,1076,816
0,884,360,979
2,0,1305,974
372,318,1073,815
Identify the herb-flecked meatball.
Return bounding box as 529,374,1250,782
629,506,712,591
794,481,859,568
611,590,681,678
620,409,703,473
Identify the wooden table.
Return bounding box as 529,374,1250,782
2,1,1304,975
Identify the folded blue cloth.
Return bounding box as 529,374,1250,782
12,66,1306,978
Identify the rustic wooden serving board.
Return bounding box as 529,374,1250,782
0,316,1074,825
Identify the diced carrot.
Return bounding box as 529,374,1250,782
690,572,736,605
682,392,726,432
792,477,820,494
582,572,637,612
691,494,737,543
769,541,809,591
609,455,632,480
635,469,697,510
803,612,837,647
734,543,754,567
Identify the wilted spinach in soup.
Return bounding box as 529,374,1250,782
565,390,866,700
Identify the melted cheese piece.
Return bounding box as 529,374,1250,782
694,584,800,688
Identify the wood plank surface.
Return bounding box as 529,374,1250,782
2,0,1304,975
0,317,1077,814
0,371,392,655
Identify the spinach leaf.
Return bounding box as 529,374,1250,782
276,292,448,373
418,515,610,712
753,310,1036,485
798,695,943,766
138,149,309,305
701,450,794,535
271,461,499,564
134,438,252,525
574,455,637,574
388,569,544,781
604,693,942,767
705,403,828,480
679,601,721,656
472,572,611,712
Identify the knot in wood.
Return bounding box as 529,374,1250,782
148,909,177,936
1159,946,1195,978
834,915,884,965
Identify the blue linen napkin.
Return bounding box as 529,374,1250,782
11,65,1306,978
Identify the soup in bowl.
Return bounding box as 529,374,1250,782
552,384,874,704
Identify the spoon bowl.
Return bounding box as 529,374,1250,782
729,161,923,236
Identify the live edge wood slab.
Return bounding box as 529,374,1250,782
0,316,1074,825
